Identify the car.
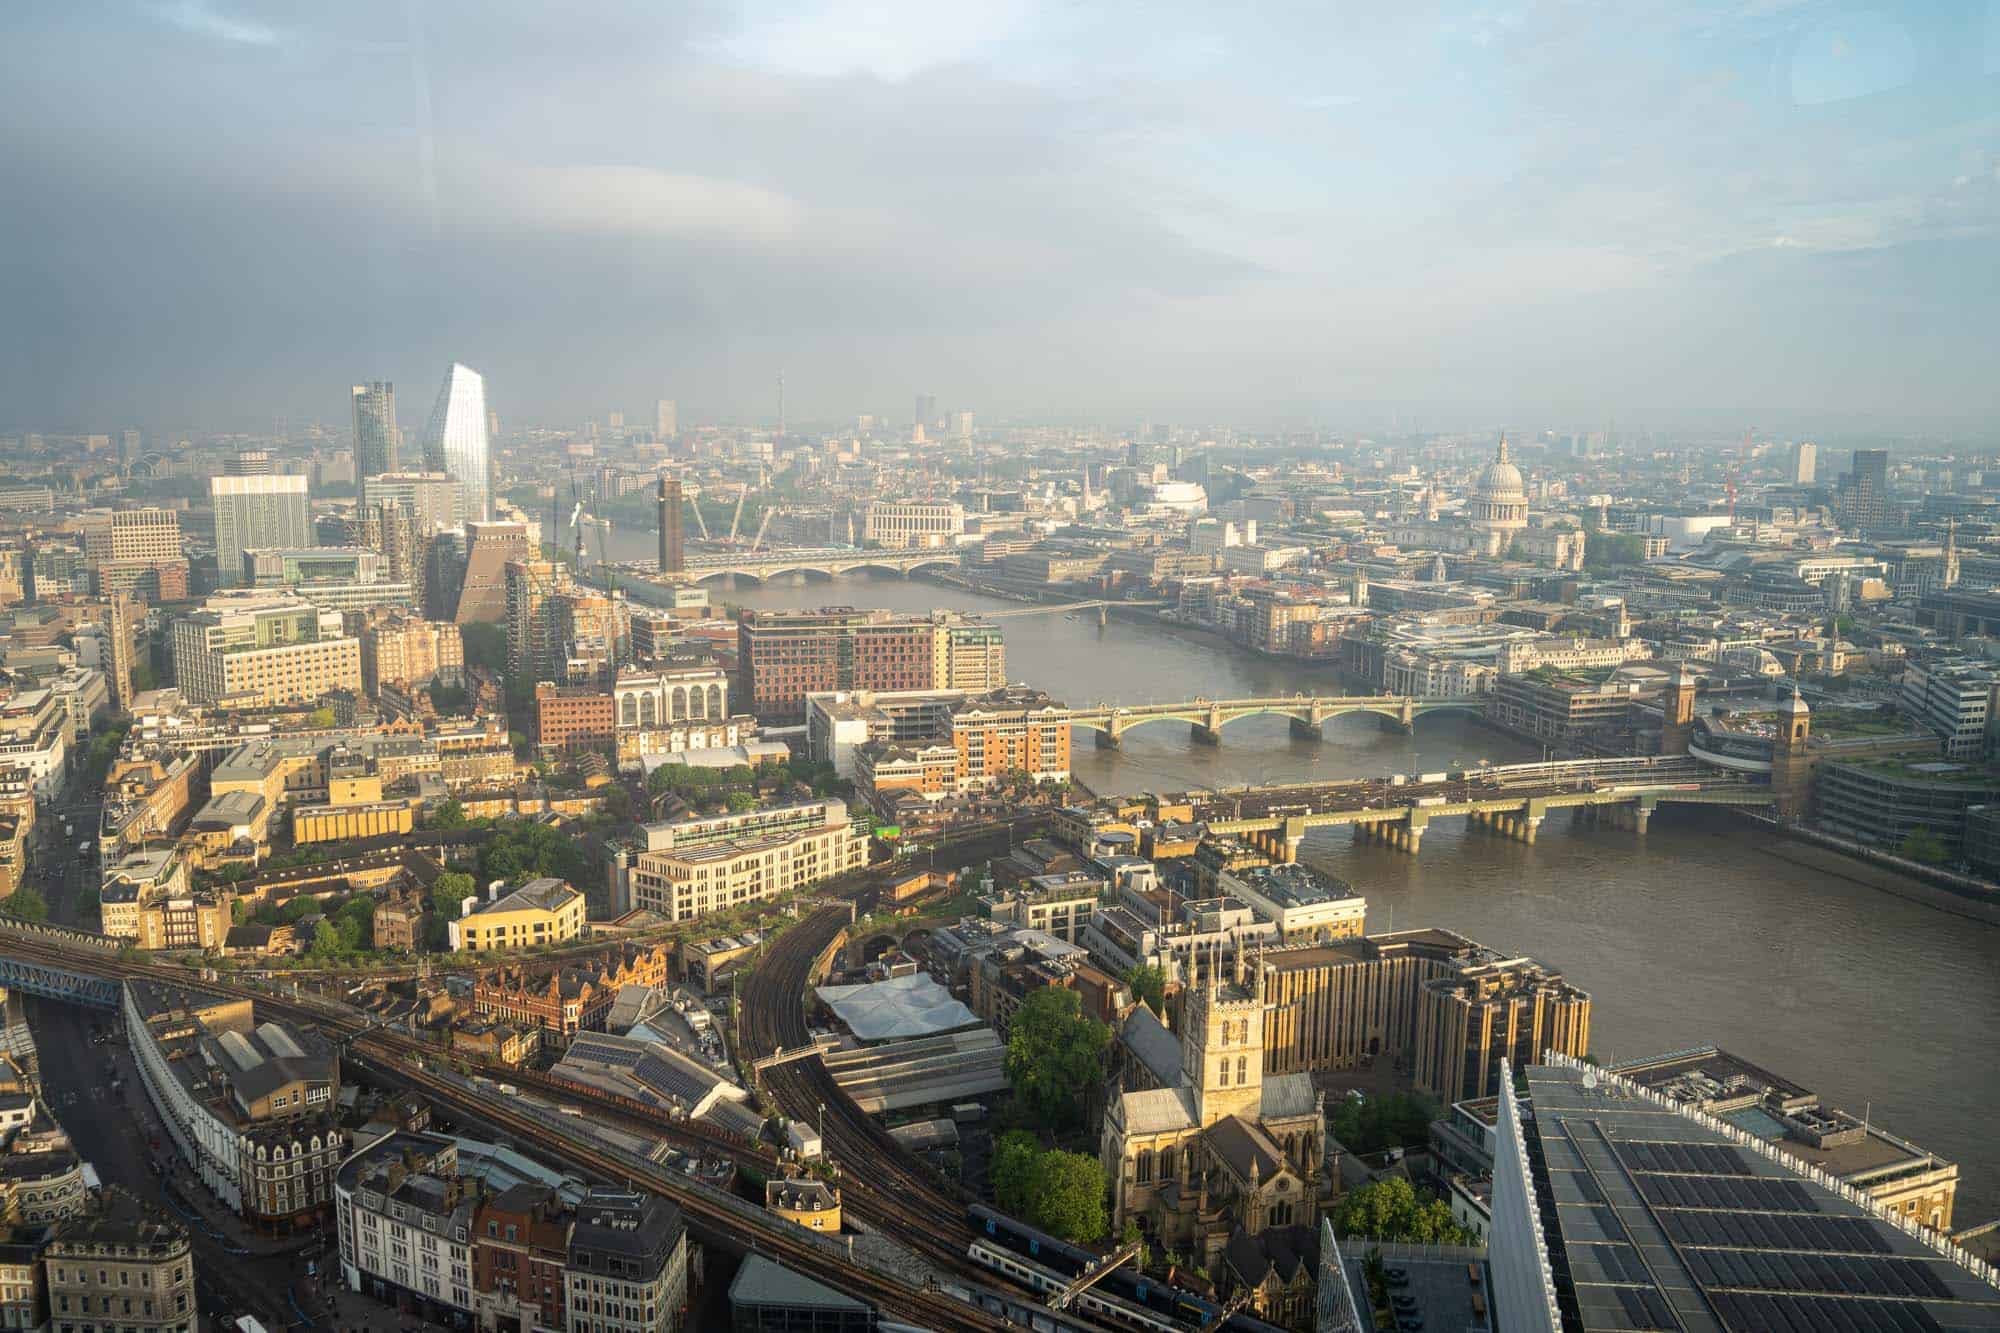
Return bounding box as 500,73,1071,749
1396,1317,1424,1332
1385,1267,1410,1287
1392,1294,1418,1310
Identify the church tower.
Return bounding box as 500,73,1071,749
1944,518,1961,590
1181,963,1265,1127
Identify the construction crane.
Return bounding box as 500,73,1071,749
1048,1241,1144,1311
728,487,747,542
750,505,775,552
690,492,710,541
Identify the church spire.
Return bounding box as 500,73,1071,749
1496,432,1510,464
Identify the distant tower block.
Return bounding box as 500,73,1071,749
658,474,685,574
1660,665,1698,756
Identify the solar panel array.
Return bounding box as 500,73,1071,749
1519,1066,2000,1333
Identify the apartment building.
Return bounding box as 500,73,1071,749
738,609,942,721
357,613,464,694
0,688,70,802
80,507,181,564
98,849,190,940
40,1193,197,1333
169,596,362,707
614,800,866,920
536,683,617,753
335,1132,476,1324
448,878,586,953
1412,956,1592,1103
124,980,343,1232
932,613,1007,692
564,1189,688,1333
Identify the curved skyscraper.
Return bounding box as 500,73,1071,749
422,362,491,523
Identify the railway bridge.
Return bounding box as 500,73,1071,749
1201,762,1774,859
1067,692,1485,747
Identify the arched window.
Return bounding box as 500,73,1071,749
639,693,657,726
708,683,723,716
620,694,637,726
672,687,687,720
1236,1056,1247,1085
1158,1147,1176,1181
1136,1149,1153,1183
1217,1060,1229,1087
690,685,707,719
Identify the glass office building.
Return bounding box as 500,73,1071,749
421,362,491,523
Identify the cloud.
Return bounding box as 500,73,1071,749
707,0,1035,80
147,0,282,47
0,1,1995,430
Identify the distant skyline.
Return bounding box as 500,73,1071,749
3,2,1997,434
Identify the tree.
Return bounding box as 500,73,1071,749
429,800,468,831
1335,1178,1475,1246
310,919,343,957
1900,826,1948,865
992,1130,1041,1215
991,1131,1109,1244
1026,1149,1108,1244
307,706,337,728
430,870,477,948
1329,1092,1442,1156
1125,965,1168,1017
1005,988,1111,1136
461,623,508,674
1584,530,1646,570
2,886,48,922
726,791,760,812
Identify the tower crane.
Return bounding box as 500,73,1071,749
750,505,775,552
728,487,747,542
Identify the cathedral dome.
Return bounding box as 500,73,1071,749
1474,436,1524,501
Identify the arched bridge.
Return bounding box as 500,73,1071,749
1068,693,1486,747
677,547,963,583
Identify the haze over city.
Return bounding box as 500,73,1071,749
5,1,1998,432
3,5,2000,1333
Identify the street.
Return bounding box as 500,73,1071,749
25,996,323,1331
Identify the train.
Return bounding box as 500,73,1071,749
965,1205,1289,1333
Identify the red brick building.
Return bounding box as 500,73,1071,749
473,1183,571,1333
471,943,672,1047
534,682,615,752
737,608,938,721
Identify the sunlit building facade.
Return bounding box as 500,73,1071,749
422,362,492,523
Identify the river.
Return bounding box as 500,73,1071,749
604,546,2000,1224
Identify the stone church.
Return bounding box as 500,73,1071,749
1099,963,1328,1273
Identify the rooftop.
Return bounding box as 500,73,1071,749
1510,1058,2000,1331
468,877,580,917
1228,862,1361,909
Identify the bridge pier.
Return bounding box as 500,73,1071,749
1289,717,1324,742
1190,723,1223,746
1094,727,1122,750
1633,803,1652,836
1097,604,1108,629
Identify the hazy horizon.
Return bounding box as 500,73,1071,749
4,2,1997,434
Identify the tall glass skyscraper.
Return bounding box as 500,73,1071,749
422,363,491,523
351,380,397,477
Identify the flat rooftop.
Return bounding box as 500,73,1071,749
1229,862,1360,909
1519,1061,2000,1331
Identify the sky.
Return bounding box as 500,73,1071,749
2,1,1997,436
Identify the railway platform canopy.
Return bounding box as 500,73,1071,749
815,973,981,1043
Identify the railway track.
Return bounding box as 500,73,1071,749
0,927,1017,1332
